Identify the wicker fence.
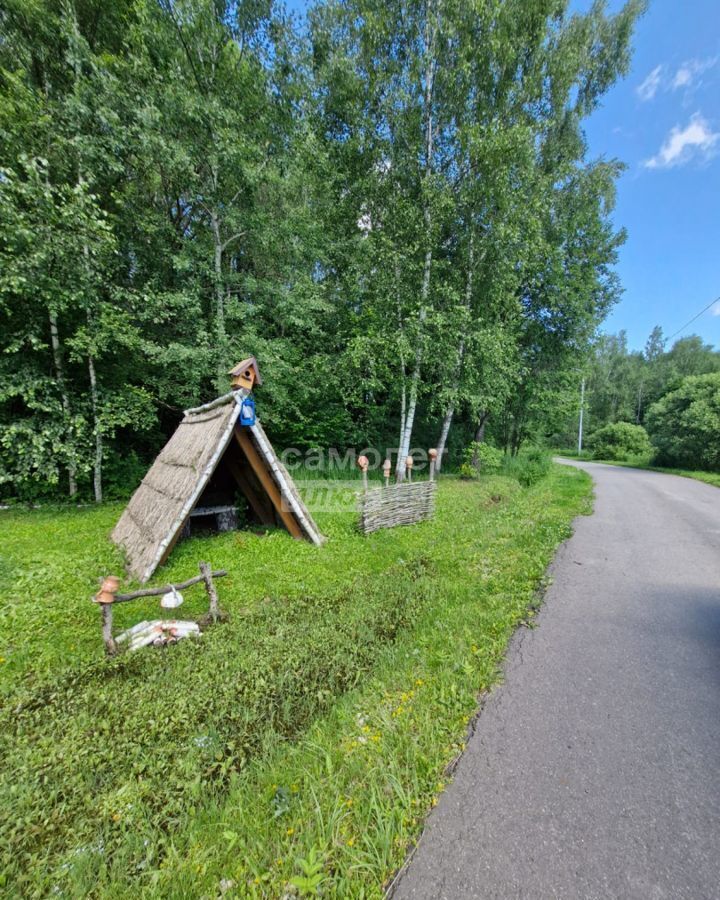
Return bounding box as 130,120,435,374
358,480,437,534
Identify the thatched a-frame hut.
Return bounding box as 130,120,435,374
112,381,323,583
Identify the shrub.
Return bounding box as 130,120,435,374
587,422,652,461
101,450,149,500
645,373,720,471
459,442,503,479
501,447,551,487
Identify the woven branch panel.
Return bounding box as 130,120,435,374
358,481,437,534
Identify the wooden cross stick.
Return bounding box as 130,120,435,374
113,569,228,603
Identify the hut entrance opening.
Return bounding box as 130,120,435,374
180,429,284,541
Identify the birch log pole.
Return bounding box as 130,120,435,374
94,575,120,656
199,561,221,622
383,458,391,487
405,455,414,482
357,455,369,493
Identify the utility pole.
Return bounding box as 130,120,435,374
578,378,586,455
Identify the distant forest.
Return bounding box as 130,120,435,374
579,328,720,436
1,0,651,501
561,328,720,473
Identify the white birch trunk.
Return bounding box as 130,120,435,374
49,312,77,496
79,214,103,501
471,411,489,467
210,207,227,388
396,372,420,480
70,12,103,501
43,71,77,497
80,229,102,501
434,233,475,471
211,210,225,343
87,349,103,503
396,0,437,482
394,258,409,477
435,402,454,473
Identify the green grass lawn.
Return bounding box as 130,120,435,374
0,466,591,898
556,452,720,489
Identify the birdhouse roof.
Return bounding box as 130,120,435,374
228,356,263,385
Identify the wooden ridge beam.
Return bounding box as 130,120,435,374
233,427,303,539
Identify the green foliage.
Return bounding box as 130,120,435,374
100,451,148,500
555,328,720,454
0,0,644,498
1,563,422,887
0,471,591,895
459,442,503,478
588,421,653,461
645,373,720,471
502,446,552,487
290,847,326,896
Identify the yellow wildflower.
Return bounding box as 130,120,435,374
286,827,294,836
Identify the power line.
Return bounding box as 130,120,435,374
665,294,720,342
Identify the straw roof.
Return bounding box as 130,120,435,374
112,399,239,582
112,395,322,583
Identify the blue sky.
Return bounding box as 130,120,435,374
580,0,720,350
287,0,720,351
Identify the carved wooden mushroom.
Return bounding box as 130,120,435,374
94,575,120,656
357,454,369,492
428,448,438,481
383,458,392,487
94,575,120,605
405,455,414,482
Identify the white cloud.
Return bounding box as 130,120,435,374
637,65,663,101
673,66,693,89
644,113,720,169
672,57,717,90
637,58,717,101
711,301,720,317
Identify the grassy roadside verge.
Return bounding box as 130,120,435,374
0,465,591,897
556,452,720,489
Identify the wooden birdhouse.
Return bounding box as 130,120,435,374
228,357,263,392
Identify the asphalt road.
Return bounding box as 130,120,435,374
393,461,720,900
